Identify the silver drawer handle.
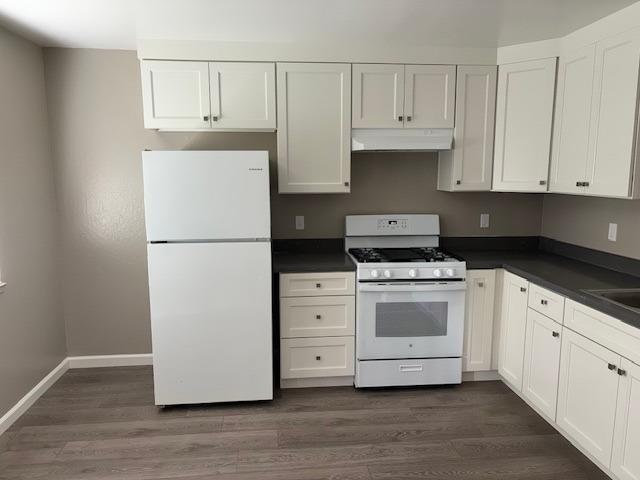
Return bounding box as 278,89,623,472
400,365,423,372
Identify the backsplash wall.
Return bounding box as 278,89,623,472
44,48,544,356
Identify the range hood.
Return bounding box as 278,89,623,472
352,128,453,152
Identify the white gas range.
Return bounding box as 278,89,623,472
345,214,467,388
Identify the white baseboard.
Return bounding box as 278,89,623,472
280,376,354,389
0,358,69,437
66,353,153,369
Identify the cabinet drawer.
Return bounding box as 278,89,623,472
528,283,564,323
281,337,355,379
280,272,355,297
280,296,355,339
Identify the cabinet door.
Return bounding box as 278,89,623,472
404,65,456,128
612,358,640,480
463,270,496,372
438,66,497,191
549,45,596,194
277,63,351,194
352,64,404,128
492,58,557,192
140,61,211,129
586,27,640,198
209,62,276,129
498,272,529,390
557,328,620,468
522,309,562,420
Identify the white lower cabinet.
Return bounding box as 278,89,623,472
557,328,621,468
612,359,640,480
498,271,529,390
522,308,562,420
281,336,355,379
463,270,496,372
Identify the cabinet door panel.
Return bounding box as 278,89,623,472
463,270,496,372
498,272,529,390
586,27,640,198
557,328,620,468
277,63,351,193
612,358,640,480
210,62,276,129
405,65,455,128
140,61,211,129
522,309,562,420
550,45,596,194
493,58,556,192
352,64,404,128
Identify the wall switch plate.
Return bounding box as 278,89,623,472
295,216,305,230
608,223,618,242
480,213,490,229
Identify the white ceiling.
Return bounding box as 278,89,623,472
0,0,637,51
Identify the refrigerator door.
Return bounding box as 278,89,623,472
147,241,273,405
143,150,270,242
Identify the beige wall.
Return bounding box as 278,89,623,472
44,48,544,355
0,28,66,418
542,194,640,260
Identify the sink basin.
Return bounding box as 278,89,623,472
585,288,640,311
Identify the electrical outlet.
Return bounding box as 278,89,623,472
295,216,305,230
480,213,490,229
608,223,618,242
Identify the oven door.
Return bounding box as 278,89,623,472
357,281,466,360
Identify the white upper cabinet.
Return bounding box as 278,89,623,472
612,358,640,480
549,45,596,195
352,64,404,128
209,62,276,129
141,61,211,129
277,63,351,194
462,270,496,372
585,27,640,198
404,65,456,128
498,271,529,391
140,60,276,130
438,65,497,191
492,58,557,192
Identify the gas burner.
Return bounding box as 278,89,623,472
348,247,461,264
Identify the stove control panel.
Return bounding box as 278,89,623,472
359,265,465,281
376,218,408,231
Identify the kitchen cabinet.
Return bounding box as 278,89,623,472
352,64,455,129
276,63,351,194
141,61,212,129
462,270,496,372
140,60,276,130
612,358,640,480
549,45,596,195
438,65,497,191
492,58,557,192
498,271,529,390
522,308,562,421
557,328,621,468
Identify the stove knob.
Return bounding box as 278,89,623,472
370,269,379,279
408,269,417,278
383,270,392,279
446,268,455,277
433,269,443,278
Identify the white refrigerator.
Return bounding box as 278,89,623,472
142,150,273,406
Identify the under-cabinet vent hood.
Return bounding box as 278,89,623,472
351,128,453,152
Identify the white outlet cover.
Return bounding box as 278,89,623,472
608,223,618,242
480,213,490,229
295,215,305,230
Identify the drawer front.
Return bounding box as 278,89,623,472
280,272,355,297
528,283,565,323
564,299,640,366
281,337,355,379
280,296,355,339
356,357,462,388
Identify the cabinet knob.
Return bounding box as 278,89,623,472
576,181,582,187
315,356,321,361
212,115,219,122
608,363,617,371
344,181,350,187
552,331,560,338
541,299,548,306
398,115,403,122
407,115,412,122
203,115,209,121
520,287,527,293
618,368,627,376
584,181,590,187
456,180,462,185
477,282,484,288
539,180,547,186
315,314,322,320
315,283,322,289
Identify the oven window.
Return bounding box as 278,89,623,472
375,302,448,337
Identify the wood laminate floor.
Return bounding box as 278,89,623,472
0,366,608,480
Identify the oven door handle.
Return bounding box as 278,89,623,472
358,282,466,292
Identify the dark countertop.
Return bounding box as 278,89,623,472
272,251,356,273
453,249,640,329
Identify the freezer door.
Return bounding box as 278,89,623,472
143,150,270,241
147,241,273,405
